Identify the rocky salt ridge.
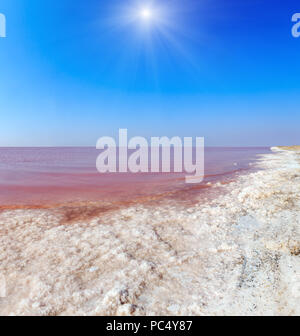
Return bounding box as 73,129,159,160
0,148,299,316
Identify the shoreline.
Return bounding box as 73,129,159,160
0,147,269,209
0,148,299,316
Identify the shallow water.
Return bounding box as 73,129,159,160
0,147,270,207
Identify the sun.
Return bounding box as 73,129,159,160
140,8,152,20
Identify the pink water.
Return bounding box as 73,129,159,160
0,147,270,208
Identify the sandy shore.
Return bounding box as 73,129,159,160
0,148,299,316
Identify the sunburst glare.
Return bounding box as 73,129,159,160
101,0,201,85
140,8,152,20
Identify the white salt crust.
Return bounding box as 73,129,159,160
0,149,299,316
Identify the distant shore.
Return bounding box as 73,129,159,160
273,146,300,152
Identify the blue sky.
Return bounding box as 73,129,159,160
0,0,299,146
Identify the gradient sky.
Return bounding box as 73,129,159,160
0,0,299,146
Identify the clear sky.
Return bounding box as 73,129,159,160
0,0,299,146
